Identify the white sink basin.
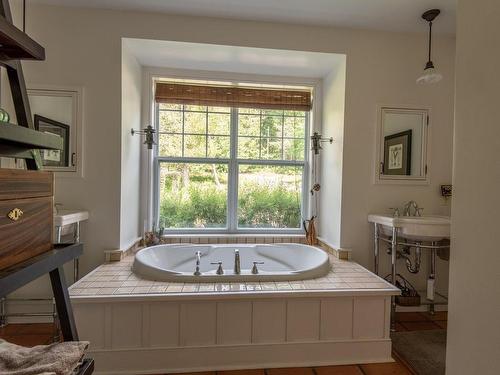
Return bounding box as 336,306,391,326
368,214,450,241
54,209,89,227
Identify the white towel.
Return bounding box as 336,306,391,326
0,339,89,375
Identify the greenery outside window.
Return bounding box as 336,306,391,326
154,95,310,233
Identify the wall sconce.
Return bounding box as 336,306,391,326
311,132,333,155
131,125,156,149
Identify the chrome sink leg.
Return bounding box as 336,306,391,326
428,243,437,315
374,223,379,275
390,226,398,331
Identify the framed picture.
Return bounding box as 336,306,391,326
34,114,70,168
383,129,412,175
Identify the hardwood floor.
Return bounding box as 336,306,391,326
0,311,446,375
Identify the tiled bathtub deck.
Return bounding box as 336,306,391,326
69,253,396,297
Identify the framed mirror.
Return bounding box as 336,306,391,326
27,86,83,176
376,107,429,184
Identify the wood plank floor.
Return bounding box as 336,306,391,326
0,311,446,374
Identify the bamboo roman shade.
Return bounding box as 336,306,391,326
155,83,312,111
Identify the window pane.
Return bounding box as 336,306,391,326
262,109,283,117
158,134,182,157
159,103,182,111
260,137,282,159
238,137,260,159
284,110,306,117
211,106,231,113
283,138,305,161
159,163,228,229
238,114,260,137
238,108,260,115
184,112,206,134
184,134,206,157
208,113,230,135
184,105,207,112
159,110,182,133
208,136,230,158
238,164,302,229
284,116,306,138
261,115,282,138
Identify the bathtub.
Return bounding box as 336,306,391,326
132,243,330,282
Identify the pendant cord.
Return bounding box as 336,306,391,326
428,21,433,62
22,0,26,32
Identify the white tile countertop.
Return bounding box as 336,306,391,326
69,252,399,301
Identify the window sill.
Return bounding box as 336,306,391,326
161,233,305,239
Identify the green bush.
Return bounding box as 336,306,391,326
238,185,300,228
159,182,300,229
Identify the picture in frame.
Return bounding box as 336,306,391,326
383,129,412,175
34,114,70,167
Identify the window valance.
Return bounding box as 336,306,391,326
155,82,312,111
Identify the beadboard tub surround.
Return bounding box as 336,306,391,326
69,254,399,374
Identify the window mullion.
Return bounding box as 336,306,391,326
154,102,160,228
228,107,239,232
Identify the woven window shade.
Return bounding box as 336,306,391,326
155,83,312,111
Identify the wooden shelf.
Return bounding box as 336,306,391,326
0,121,63,156
0,243,83,297
0,16,45,60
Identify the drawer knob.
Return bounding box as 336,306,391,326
7,208,24,222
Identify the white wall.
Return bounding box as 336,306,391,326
11,4,454,290
120,42,142,249
446,1,500,373
318,59,346,247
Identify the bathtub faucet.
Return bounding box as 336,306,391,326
234,249,241,274
194,251,201,276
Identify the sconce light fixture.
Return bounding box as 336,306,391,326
131,125,156,149
311,132,333,155
417,9,443,84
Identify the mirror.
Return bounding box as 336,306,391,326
377,107,429,183
27,87,82,175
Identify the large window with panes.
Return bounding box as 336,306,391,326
153,82,311,233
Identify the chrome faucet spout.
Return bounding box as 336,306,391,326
193,251,202,276
403,200,419,216
234,249,241,274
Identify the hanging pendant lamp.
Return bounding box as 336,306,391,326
417,9,442,84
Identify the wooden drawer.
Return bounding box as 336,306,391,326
0,169,54,271
0,169,53,200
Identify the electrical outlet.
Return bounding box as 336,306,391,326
441,184,452,197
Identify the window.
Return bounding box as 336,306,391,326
154,85,310,233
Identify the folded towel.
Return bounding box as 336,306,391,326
0,339,89,375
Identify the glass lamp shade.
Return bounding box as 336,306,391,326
417,63,443,84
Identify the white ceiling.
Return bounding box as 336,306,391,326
124,39,343,78
33,0,456,35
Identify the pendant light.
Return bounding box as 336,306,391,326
417,9,442,84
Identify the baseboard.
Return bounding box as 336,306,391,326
89,340,393,374
2,298,55,324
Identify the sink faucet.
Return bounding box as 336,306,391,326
403,200,420,217
234,249,241,274
193,251,201,276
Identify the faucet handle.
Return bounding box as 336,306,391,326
252,261,265,274
416,208,424,217
389,207,400,217
210,261,224,275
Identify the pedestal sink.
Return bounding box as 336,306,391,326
368,213,451,324
54,209,89,281
368,214,450,241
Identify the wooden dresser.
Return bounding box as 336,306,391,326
0,169,54,270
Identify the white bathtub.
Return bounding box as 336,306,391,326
132,243,330,282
